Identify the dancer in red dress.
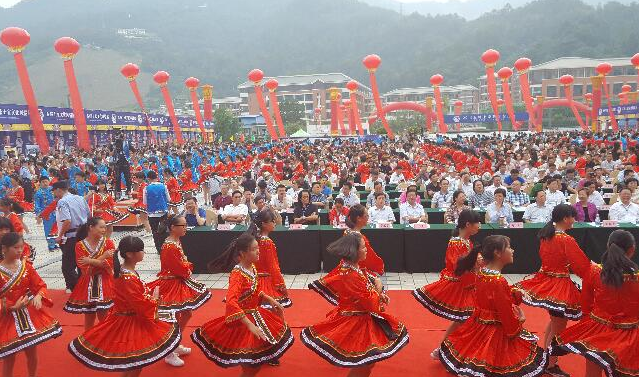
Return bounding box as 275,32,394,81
301,233,409,377
198,160,213,206
87,180,128,238
127,171,153,235
412,209,482,359
516,204,590,377
192,233,294,375
0,217,34,262
440,235,548,377
551,229,639,377
7,175,34,213
147,215,211,367
309,204,385,305
163,168,182,214
0,199,26,236
0,232,62,377
63,217,116,331
69,236,181,377
249,208,292,307
179,162,199,198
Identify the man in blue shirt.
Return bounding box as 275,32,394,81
34,176,57,251
0,170,11,199
182,196,206,226
143,170,170,252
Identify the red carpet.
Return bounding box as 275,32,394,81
7,289,585,376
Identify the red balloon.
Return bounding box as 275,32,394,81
314,108,321,113
265,79,279,91
362,54,382,71
596,62,612,76
497,67,513,80
248,69,264,83
346,80,358,91
430,74,444,86
584,93,593,101
514,58,532,73
153,71,170,85
120,63,140,79
559,75,574,85
481,49,500,65
184,77,200,88
622,84,632,93
54,37,80,56
497,98,505,106
631,53,639,67
454,100,463,106
0,27,30,49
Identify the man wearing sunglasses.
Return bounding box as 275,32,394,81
221,190,249,225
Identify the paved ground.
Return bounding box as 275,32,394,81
23,212,538,291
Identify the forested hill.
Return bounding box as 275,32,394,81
0,0,637,110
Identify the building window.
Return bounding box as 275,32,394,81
304,94,313,101
574,85,583,96
547,85,557,97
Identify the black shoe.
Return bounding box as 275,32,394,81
546,365,570,377
267,359,280,366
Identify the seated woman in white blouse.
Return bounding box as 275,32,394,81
485,188,514,224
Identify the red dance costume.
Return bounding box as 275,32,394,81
551,264,639,377
179,170,199,196
64,238,115,313
440,268,548,377
516,231,590,319
6,212,24,235
127,181,148,215
7,186,34,212
69,268,181,371
87,192,128,226
309,229,384,305
191,264,294,367
0,260,62,358
147,240,211,314
165,177,183,206
301,262,409,367
256,236,292,307
412,237,475,322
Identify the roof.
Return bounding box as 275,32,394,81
530,57,633,71
212,96,241,104
238,73,371,92
383,85,478,97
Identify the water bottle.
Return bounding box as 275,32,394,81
284,215,289,227
595,214,601,227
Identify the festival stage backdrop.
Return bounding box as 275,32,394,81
0,103,214,154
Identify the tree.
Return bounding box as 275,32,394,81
279,99,306,135
213,108,241,141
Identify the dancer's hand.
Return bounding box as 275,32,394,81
10,296,29,311
514,305,526,322
32,294,42,310
248,322,269,342
373,277,383,293
152,286,160,300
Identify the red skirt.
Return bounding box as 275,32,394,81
301,311,409,367
308,277,338,306
0,305,62,358
127,203,147,215
69,312,181,371
16,200,34,213
259,274,292,308
64,273,114,313
412,274,475,322
551,316,639,377
440,314,548,377
146,277,211,314
515,272,582,320
191,307,294,367
94,209,129,226
168,191,183,206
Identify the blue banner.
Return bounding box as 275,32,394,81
597,103,639,117
0,103,213,128
444,112,529,124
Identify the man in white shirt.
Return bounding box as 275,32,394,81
364,170,385,192
544,177,566,209
389,166,406,185
368,192,395,224
608,187,639,222
399,190,428,224
336,182,360,207
522,161,538,183
585,181,605,209
286,179,302,205
222,190,249,224
485,175,507,196
522,191,552,223
459,172,474,198
270,184,291,212
600,153,620,174
431,179,453,209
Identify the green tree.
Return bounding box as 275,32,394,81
279,100,306,136
213,108,241,141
